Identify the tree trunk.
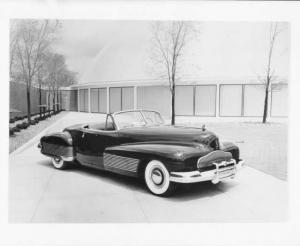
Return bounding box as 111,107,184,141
262,84,269,124
26,86,31,124
52,91,56,113
39,83,42,119
56,89,60,112
47,89,51,116
171,87,175,125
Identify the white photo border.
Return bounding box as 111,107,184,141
0,1,300,246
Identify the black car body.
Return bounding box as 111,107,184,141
39,110,245,196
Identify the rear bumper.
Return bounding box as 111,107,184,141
169,159,245,184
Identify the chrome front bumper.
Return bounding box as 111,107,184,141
169,159,245,184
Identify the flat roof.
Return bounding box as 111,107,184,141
70,76,288,89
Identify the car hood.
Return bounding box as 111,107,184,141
118,125,218,147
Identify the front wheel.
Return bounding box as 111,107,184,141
144,160,177,196
51,157,69,170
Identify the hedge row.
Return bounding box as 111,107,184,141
9,111,47,124
9,110,62,136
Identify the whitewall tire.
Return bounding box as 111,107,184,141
144,160,177,196
51,157,68,170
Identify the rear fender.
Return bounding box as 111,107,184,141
39,131,74,160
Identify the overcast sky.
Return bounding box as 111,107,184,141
53,20,290,84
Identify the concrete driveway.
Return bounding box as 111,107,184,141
9,112,288,222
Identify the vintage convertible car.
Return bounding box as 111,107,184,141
38,109,245,196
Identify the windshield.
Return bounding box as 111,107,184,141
113,110,164,130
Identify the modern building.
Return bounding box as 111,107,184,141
55,21,290,121
59,76,288,122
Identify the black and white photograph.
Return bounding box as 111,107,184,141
1,1,300,246
8,19,289,222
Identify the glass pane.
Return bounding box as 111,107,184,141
79,89,85,112
99,88,107,113
175,86,194,115
90,88,99,113
84,89,88,112
137,86,171,118
114,111,145,129
271,85,288,117
142,111,164,125
244,85,264,117
109,88,121,113
122,87,134,110
219,85,242,116
70,90,78,111
195,85,216,116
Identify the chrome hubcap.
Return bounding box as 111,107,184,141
151,169,164,185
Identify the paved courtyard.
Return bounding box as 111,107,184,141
199,121,287,180
9,112,288,222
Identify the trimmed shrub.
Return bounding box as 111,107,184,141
16,122,29,129
20,123,26,129
31,118,39,125
16,123,24,130
22,122,30,129
12,126,20,132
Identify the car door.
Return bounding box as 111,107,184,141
76,128,120,169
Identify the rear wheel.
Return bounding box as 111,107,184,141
51,157,69,170
144,160,177,196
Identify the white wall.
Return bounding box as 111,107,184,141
219,85,243,116
137,86,171,118
76,83,288,119
195,85,216,116
244,85,265,117
271,85,288,117
175,86,194,116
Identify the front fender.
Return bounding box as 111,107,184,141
105,142,211,162
104,142,214,173
220,141,240,162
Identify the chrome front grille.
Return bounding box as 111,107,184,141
104,153,139,173
213,159,236,180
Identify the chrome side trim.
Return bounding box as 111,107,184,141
104,153,139,173
170,159,245,184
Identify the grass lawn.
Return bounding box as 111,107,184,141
9,111,69,153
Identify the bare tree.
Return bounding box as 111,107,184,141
11,20,59,123
35,52,51,118
261,22,283,123
151,21,196,125
43,52,77,113
9,21,19,80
